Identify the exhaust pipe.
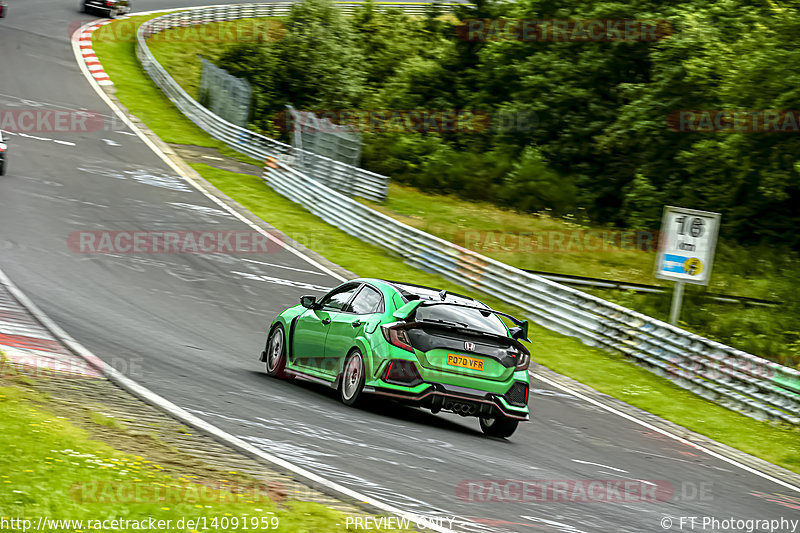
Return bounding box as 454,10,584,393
455,403,472,416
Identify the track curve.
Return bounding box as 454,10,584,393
1,2,798,532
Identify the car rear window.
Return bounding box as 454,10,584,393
414,304,508,335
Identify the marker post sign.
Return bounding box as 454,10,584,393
656,206,721,325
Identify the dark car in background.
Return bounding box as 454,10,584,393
81,0,130,18
0,131,7,175
0,1,7,18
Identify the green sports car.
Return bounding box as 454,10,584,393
260,279,531,438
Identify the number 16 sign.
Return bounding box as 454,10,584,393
656,206,721,325
656,206,721,286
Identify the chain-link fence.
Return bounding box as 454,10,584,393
199,58,252,127
287,105,361,168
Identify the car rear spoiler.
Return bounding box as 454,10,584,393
392,300,530,342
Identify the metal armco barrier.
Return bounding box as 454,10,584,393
136,2,463,201
136,3,800,425
260,162,800,425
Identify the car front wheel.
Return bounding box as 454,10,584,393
479,415,519,438
340,349,365,406
264,325,288,378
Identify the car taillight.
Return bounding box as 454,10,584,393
381,324,413,352
106,1,114,6
515,350,530,371
383,359,423,386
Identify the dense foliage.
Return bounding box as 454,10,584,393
216,0,800,249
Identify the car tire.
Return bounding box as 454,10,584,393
339,349,365,406
264,324,288,379
108,7,118,18
0,162,5,176
479,415,519,438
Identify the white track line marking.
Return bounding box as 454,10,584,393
231,271,332,292
240,257,328,276
6,131,76,148
571,459,627,473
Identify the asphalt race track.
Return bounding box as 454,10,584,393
0,2,797,531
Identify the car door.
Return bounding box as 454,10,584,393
324,284,385,368
292,283,360,375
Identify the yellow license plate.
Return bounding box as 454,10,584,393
447,353,484,371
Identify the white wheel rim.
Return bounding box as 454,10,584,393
267,329,283,372
342,353,362,400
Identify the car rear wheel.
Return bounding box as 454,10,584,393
264,325,288,378
340,349,365,406
479,415,519,438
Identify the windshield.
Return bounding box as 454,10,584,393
413,304,508,336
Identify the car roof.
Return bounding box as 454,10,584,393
359,278,488,308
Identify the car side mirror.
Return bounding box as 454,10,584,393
300,295,317,309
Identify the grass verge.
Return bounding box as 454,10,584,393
0,375,407,532
91,17,800,473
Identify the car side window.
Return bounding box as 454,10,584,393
318,285,359,312
349,286,384,315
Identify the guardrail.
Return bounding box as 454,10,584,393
135,2,800,425
136,2,467,201
523,269,781,308
261,162,800,425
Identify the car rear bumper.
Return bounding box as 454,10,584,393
364,381,529,420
